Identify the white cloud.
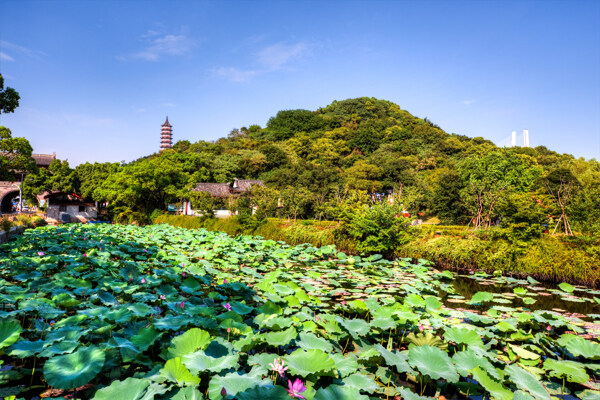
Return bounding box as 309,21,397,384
0,52,14,62
0,40,45,61
212,67,258,83
162,102,177,108
214,41,309,83
119,30,195,62
461,100,476,106
257,42,308,70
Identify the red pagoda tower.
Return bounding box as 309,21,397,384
160,117,173,151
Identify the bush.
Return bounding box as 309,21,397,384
0,217,13,232
335,202,413,257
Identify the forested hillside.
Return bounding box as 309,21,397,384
24,97,600,236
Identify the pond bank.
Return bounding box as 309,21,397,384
154,214,600,288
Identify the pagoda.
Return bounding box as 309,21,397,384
160,117,173,151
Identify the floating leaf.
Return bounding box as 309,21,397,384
407,345,458,382
43,346,105,389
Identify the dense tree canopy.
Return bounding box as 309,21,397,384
21,97,600,233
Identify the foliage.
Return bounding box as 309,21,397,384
0,126,36,181
0,74,20,115
0,223,598,399
336,202,412,257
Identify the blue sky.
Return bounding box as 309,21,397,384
1,0,598,166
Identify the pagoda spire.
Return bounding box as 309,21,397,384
160,116,173,151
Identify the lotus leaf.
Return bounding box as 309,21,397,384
408,345,458,382
43,345,106,389
444,327,483,348
236,386,289,400
284,348,336,377
0,320,22,349
92,377,150,400
159,357,201,386
544,359,589,383
183,350,240,373
313,384,369,400
168,328,212,358
207,372,271,400
471,366,513,400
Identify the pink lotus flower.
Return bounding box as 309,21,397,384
224,279,228,284
182,272,186,277
84,253,87,257
269,358,288,377
160,295,166,300
224,302,232,311
287,378,307,399
141,278,146,284
546,325,551,331
220,387,227,397
180,301,184,309
419,323,424,332
38,251,44,256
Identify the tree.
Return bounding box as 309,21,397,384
458,150,542,230
0,74,20,115
0,126,36,181
344,160,383,192
266,109,328,140
541,168,580,235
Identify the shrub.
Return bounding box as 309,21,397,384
335,202,413,257
0,217,13,232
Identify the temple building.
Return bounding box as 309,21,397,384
160,117,173,151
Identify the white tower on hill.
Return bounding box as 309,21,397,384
523,129,530,147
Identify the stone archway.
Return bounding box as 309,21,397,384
0,190,20,213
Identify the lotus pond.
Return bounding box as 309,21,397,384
0,224,599,400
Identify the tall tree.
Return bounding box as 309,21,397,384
0,74,20,114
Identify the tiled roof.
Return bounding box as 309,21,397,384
32,153,56,166
192,183,232,197
232,179,264,192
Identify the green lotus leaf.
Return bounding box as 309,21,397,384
208,372,271,400
577,390,600,400
562,335,600,360
334,372,379,393
407,345,458,382
257,302,283,315
375,344,412,373
168,328,212,358
406,332,447,350
159,357,201,386
7,339,44,357
260,326,297,347
468,291,494,304
397,388,437,400
558,282,574,293
0,320,22,349
544,359,589,383
314,384,369,400
131,327,163,351
425,296,442,310
296,331,334,352
154,315,191,331
444,327,483,348
370,316,396,330
495,321,517,333
128,303,153,317
258,315,294,331
404,294,426,308
168,385,204,400
183,350,240,374
330,353,359,378
338,317,370,339
230,301,254,315
43,345,106,389
236,386,289,400
284,348,336,378
505,364,551,400
39,340,79,358
471,366,513,400
452,348,499,379
92,377,150,400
